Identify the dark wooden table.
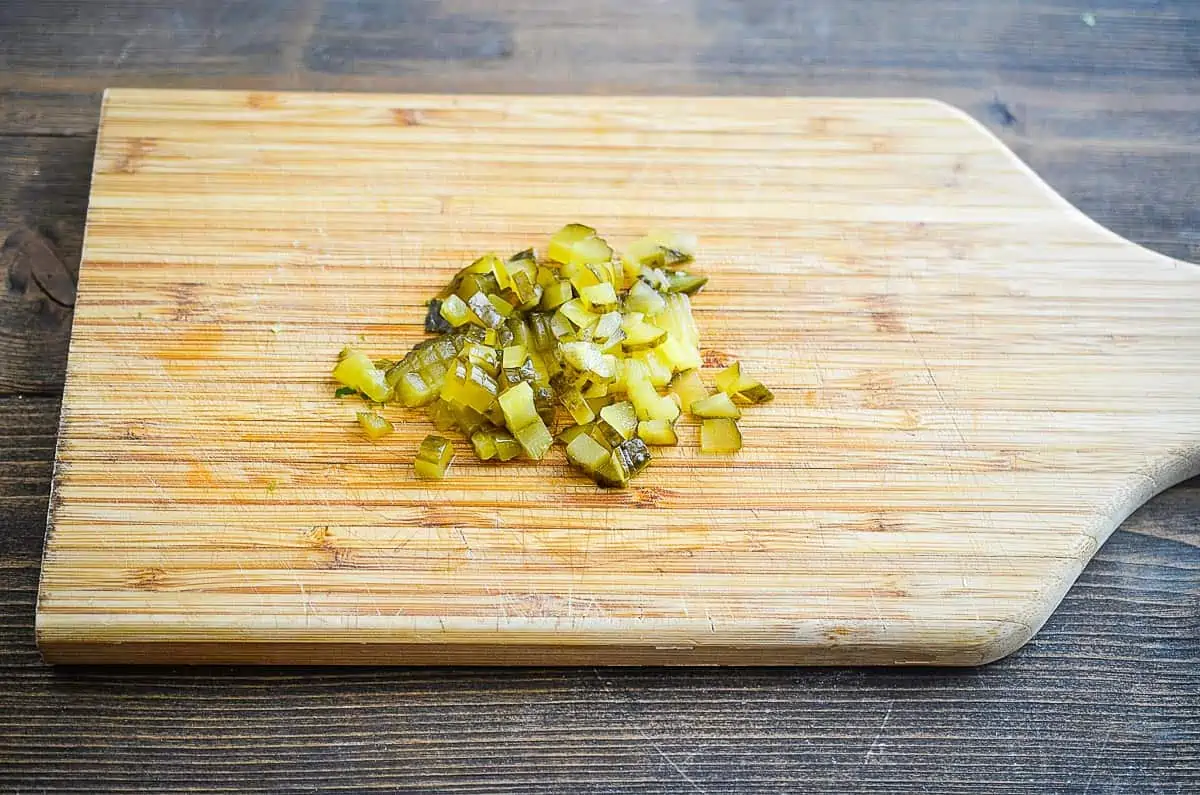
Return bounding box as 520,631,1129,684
2,2,1197,792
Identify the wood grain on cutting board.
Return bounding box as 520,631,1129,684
35,89,1200,665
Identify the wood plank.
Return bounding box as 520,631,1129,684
35,89,1200,665
0,136,93,394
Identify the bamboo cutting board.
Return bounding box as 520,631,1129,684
37,89,1200,666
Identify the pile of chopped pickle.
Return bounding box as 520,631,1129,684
332,224,773,486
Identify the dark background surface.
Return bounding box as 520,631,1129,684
1,1,1198,792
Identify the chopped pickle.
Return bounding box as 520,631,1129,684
559,298,599,330
566,433,611,474
506,317,532,350
714,361,774,404
665,270,708,295
396,369,439,407
547,223,597,264
471,428,498,460
461,341,500,376
669,369,707,412
492,431,522,461
357,411,394,440
691,392,742,419
621,316,669,352
414,434,456,479
585,394,615,414
429,399,457,431
569,235,614,268
713,362,740,393
509,247,537,265
563,260,601,292
614,438,651,478
549,310,575,339
635,348,674,386
592,311,623,342
498,381,540,431
626,368,680,423
532,383,557,427
637,419,678,446
487,293,515,318
599,401,638,441
626,279,667,316
469,253,503,275
639,266,671,291
561,388,596,424
700,418,742,454
332,349,392,403
528,313,556,351
425,299,453,334
541,279,574,311
500,356,539,389
624,237,667,270
454,272,493,302
439,293,473,327
581,377,611,400
590,438,652,488
514,417,553,460
657,333,702,372
490,254,513,290
467,292,505,329
449,401,487,436
646,228,697,261
501,345,527,369
442,360,500,414
739,382,774,404
599,327,627,353
659,293,699,348
334,224,768,485
513,275,542,311
580,282,619,312
558,422,594,446
559,341,609,378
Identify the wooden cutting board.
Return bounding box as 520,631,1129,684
37,89,1200,666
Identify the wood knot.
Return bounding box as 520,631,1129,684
859,369,899,410
306,526,335,550
422,504,491,527
633,487,671,508
2,227,77,308
701,349,733,368
169,283,201,321
131,567,168,590
246,93,280,110
865,517,905,533
808,116,831,135
392,108,422,126
303,527,358,568
186,462,218,489
115,137,155,174
825,626,853,641
863,295,906,334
